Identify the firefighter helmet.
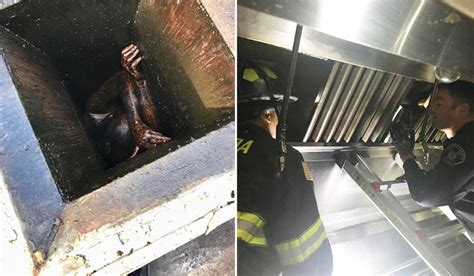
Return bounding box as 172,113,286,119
238,60,297,104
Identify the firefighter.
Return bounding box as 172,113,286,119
390,80,474,240
237,60,333,275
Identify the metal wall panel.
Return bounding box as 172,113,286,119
239,0,474,82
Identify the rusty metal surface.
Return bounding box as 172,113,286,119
0,27,102,201
0,35,64,254
0,0,235,197
134,0,234,132
0,0,140,109
42,123,235,274
54,123,234,237
200,0,236,55
0,2,236,273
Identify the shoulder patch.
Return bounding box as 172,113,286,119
302,162,313,181
442,143,466,166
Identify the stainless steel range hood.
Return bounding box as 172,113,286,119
238,0,474,83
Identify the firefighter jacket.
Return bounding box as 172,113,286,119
237,124,333,275
404,120,474,239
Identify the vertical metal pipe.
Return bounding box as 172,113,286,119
278,24,303,149
277,24,303,172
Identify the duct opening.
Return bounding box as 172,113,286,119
238,38,445,146
1,0,234,201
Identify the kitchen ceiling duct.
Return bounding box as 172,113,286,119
238,0,474,83
303,62,445,144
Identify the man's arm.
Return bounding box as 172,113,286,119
120,45,170,149
402,142,473,207
134,79,160,130
120,72,170,149
120,44,161,130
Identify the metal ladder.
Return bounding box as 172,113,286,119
335,150,466,276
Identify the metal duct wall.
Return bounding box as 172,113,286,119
239,0,474,83
303,62,445,144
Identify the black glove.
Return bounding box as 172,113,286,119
390,122,414,156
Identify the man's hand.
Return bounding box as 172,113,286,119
390,122,415,158
121,44,143,80
132,122,171,149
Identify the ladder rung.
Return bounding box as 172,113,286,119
337,151,462,275
380,179,406,186
382,256,424,275
427,222,464,243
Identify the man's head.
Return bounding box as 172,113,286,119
238,60,296,139
238,102,280,138
429,80,474,136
